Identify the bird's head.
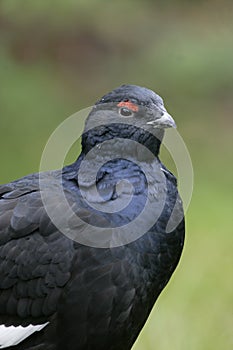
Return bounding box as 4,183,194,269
82,85,176,158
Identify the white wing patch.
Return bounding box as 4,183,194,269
0,323,49,348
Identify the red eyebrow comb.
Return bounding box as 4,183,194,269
117,101,139,112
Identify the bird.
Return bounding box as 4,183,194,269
0,85,185,350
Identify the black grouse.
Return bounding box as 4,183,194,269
0,85,185,350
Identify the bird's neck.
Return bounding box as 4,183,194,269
80,124,163,161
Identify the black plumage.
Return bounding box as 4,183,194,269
0,85,185,350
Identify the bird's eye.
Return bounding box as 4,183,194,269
119,107,134,117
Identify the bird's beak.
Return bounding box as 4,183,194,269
147,109,176,129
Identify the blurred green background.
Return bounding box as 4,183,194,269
0,1,232,349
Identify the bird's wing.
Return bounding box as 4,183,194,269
0,174,140,349
0,174,76,328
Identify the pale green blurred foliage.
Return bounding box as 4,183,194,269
0,1,232,349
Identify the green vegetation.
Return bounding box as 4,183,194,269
0,1,232,349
